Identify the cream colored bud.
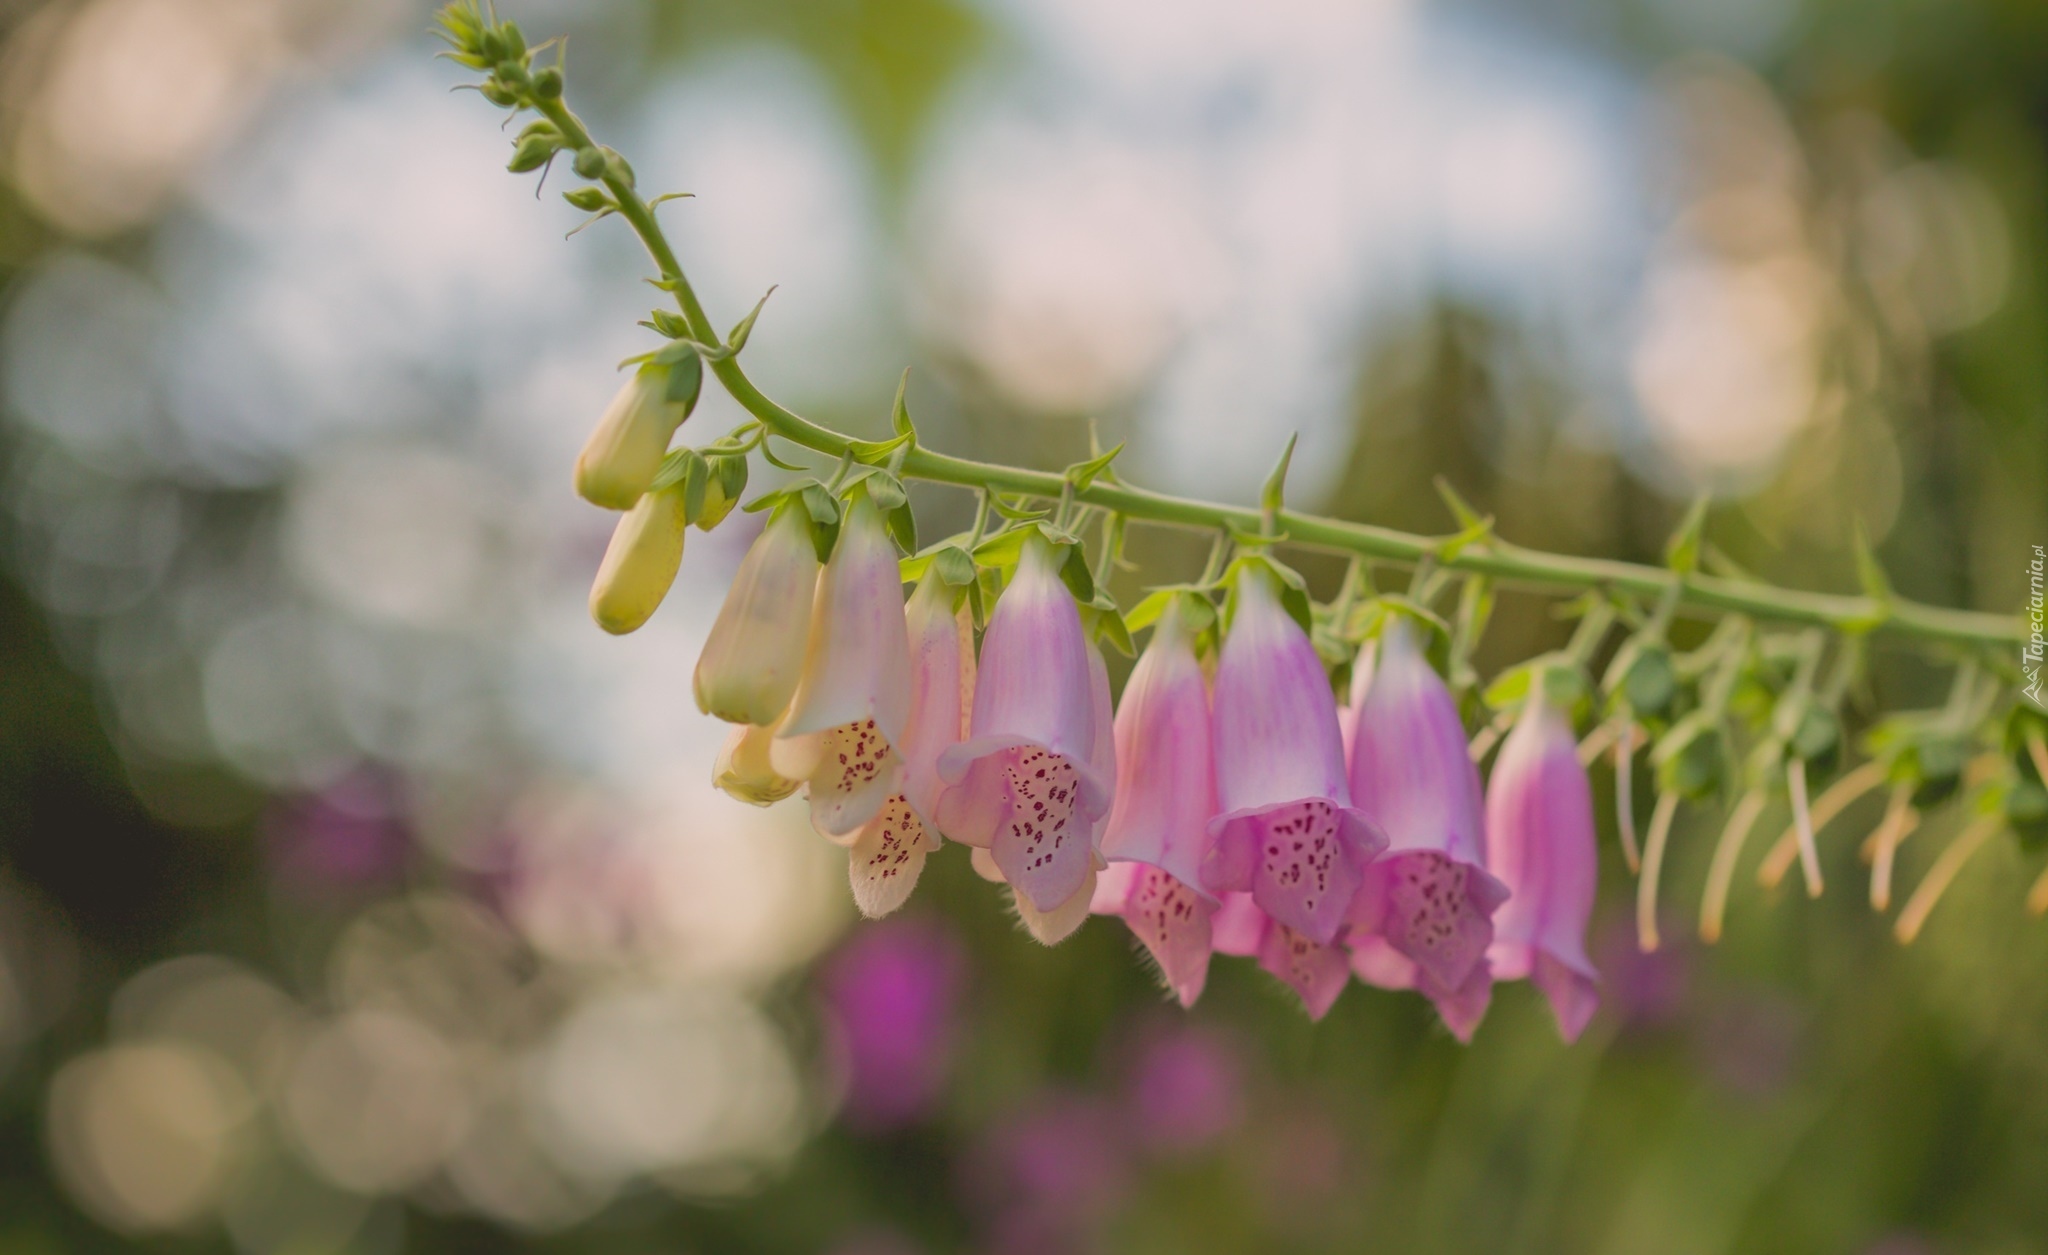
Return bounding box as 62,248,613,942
574,363,689,509
713,721,800,806
588,485,687,635
693,503,821,724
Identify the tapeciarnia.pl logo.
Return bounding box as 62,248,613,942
2027,543,2045,707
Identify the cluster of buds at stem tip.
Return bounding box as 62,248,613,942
450,6,2047,1047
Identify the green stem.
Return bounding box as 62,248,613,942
532,97,2022,650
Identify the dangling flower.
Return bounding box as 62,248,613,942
770,492,913,838
845,571,976,918
1485,696,1600,1042
1211,893,1352,1020
713,719,799,805
587,483,687,635
1202,561,1385,946
935,533,1112,924
1344,620,1508,1034
1092,595,1219,1006
574,359,696,510
694,501,820,727
1003,642,1114,945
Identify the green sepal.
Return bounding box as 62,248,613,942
1065,442,1126,492
1653,711,1727,801
661,349,703,410
988,495,1050,524
1434,514,1495,563
891,369,917,440
1081,603,1135,657
726,287,775,354
1220,554,1312,637
1058,542,1095,604
698,454,747,530
1663,493,1710,577
849,432,914,465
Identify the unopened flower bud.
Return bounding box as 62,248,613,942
588,485,686,635
574,361,693,509
573,147,606,180
694,454,747,531
479,80,519,107
507,133,557,174
714,721,800,806
531,66,562,99
695,503,820,725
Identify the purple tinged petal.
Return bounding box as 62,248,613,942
1203,567,1384,944
1093,862,1215,1008
898,573,975,823
1345,622,1505,990
773,497,914,837
695,504,819,726
1349,624,1485,864
1211,570,1351,810
1208,892,1267,957
934,536,1110,914
781,496,912,745
1257,918,1352,1021
1013,863,1097,945
1485,700,1600,1041
1101,601,1217,896
960,536,1099,778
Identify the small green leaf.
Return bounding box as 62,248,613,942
663,351,703,411
800,482,840,528
1663,493,1711,577
727,286,776,354
848,431,913,465
1064,442,1126,492
1059,542,1095,604
1434,514,1495,563
1433,476,1486,531
1122,589,1177,635
972,527,1031,570
1083,604,1134,657
989,495,1050,523
681,451,709,523
1259,432,1298,525
891,369,917,441
860,472,908,513
887,502,917,555
933,545,978,588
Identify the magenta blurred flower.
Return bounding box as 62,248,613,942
772,492,913,838
1344,620,1507,1040
820,917,966,1132
936,534,1111,923
965,1092,1130,1254
1213,892,1352,1020
1485,698,1600,1042
266,771,408,892
1593,913,1690,1030
1092,595,1218,1003
1123,1024,1244,1155
1203,561,1385,946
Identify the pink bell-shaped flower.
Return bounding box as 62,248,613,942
694,502,821,727
1212,893,1352,1020
771,492,914,838
1091,595,1219,1005
935,534,1112,918
1202,562,1385,946
1485,696,1601,1042
1345,620,1509,1007
1008,643,1114,944
845,571,976,918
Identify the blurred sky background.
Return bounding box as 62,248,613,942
0,0,2045,1252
